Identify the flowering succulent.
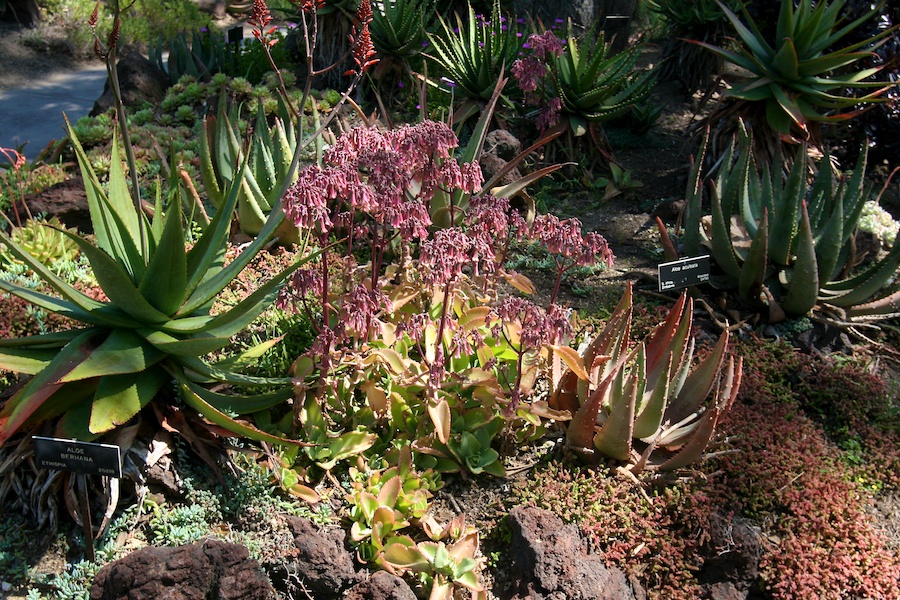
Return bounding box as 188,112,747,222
553,284,742,472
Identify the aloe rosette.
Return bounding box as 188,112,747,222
693,0,896,136
0,124,314,446
551,24,656,132
370,0,431,60
426,0,522,103
552,284,741,472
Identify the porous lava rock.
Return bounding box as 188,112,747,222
14,176,90,232
90,538,275,600
343,570,417,600
91,50,169,116
506,505,647,600
274,516,361,599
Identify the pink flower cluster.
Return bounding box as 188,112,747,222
530,214,614,269
493,297,572,350
283,121,483,244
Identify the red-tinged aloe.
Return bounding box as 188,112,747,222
0,123,318,447
552,283,742,473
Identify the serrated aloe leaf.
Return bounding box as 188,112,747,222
176,374,305,446
200,115,224,208
60,330,165,383
61,231,170,324
668,331,729,425
89,368,168,434
0,330,82,350
710,186,742,279
138,204,187,315
820,242,900,307
738,209,768,305
0,347,58,375
140,329,233,356
0,231,137,328
180,378,292,415
567,359,623,450
645,293,687,374
183,159,245,301
181,196,287,316
782,202,818,316
815,192,844,282
175,354,292,386
657,406,720,472
769,148,805,266
0,330,101,445
635,351,672,440
846,289,900,318
67,120,145,278
212,336,283,372
593,372,637,461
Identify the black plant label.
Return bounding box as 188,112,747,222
33,436,122,478
658,255,710,292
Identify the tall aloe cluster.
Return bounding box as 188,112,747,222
681,129,900,320
200,99,305,243
552,284,741,472
0,124,312,445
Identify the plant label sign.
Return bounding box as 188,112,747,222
32,436,122,478
658,255,710,292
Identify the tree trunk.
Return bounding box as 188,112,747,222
2,0,42,27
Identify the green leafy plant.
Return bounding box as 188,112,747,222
552,284,742,473
511,25,655,171
371,0,431,60
674,128,900,320
693,0,896,144
149,29,234,85
0,217,80,269
200,98,305,243
426,0,522,105
0,124,316,446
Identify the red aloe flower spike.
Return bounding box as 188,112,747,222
346,0,378,76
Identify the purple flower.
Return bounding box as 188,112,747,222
440,76,457,88
397,81,405,88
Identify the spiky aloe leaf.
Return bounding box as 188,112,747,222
67,121,146,279
59,330,165,383
0,330,101,445
566,361,623,451
782,201,819,316
138,204,187,315
0,347,59,375
593,371,638,461
738,209,769,305
62,231,170,324
667,331,729,425
89,368,169,434
709,186,742,279
175,373,305,447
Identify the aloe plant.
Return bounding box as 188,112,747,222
551,284,742,473
370,0,432,60
693,0,896,140
426,0,522,104
200,98,305,243
681,128,900,320
0,123,316,446
551,23,656,133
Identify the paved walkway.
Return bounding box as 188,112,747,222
0,65,108,160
